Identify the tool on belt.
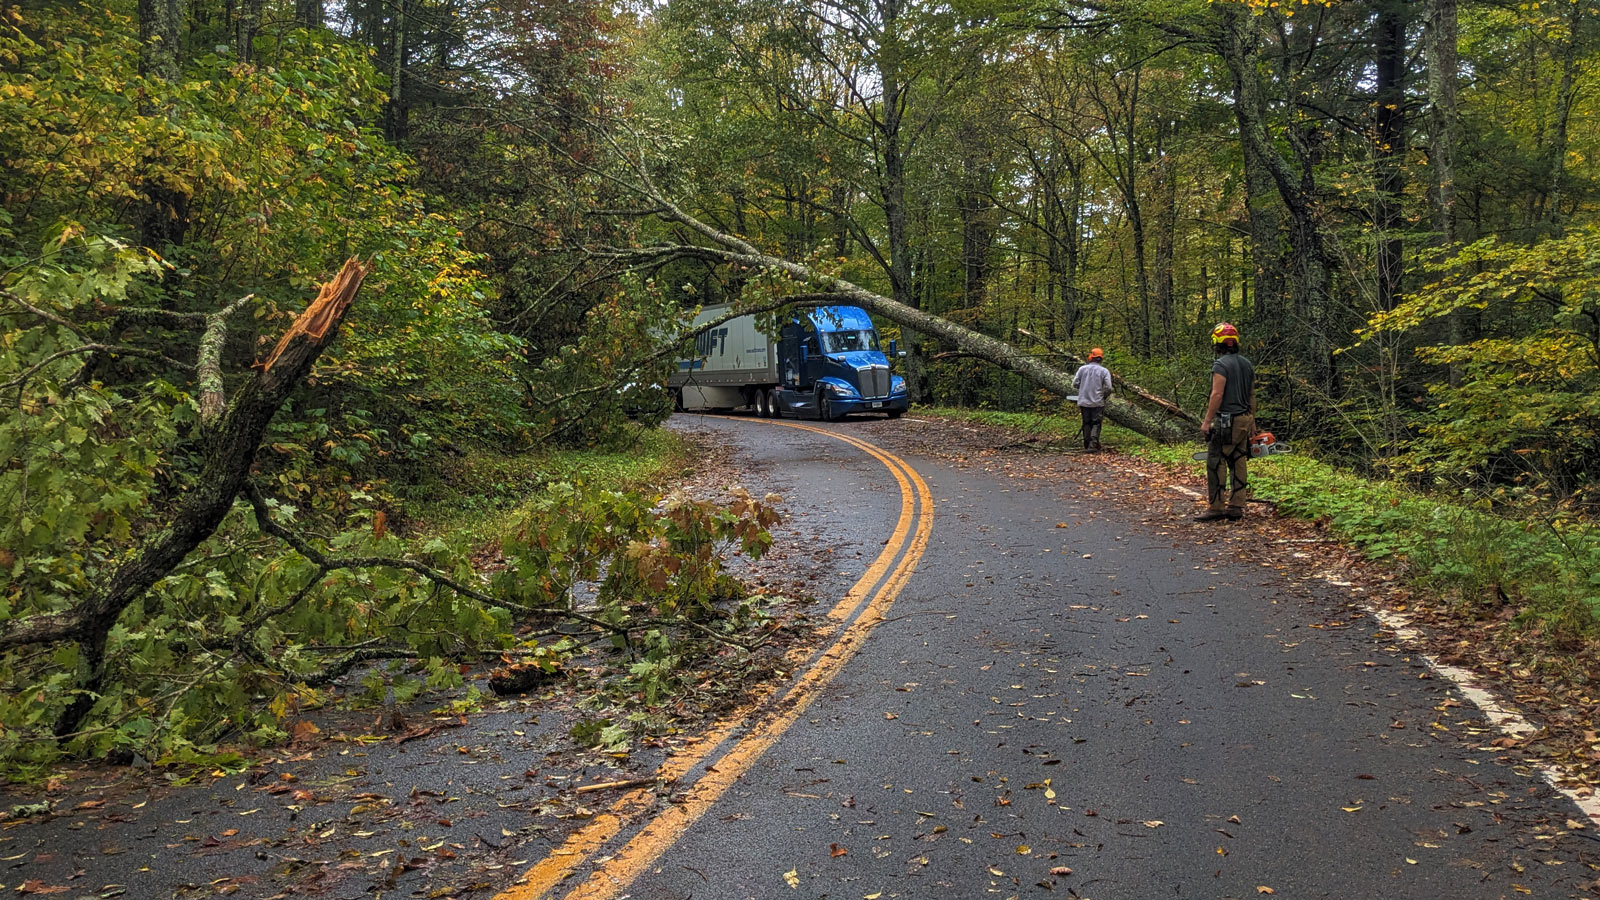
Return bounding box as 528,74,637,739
1192,431,1292,461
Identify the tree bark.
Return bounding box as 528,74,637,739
1152,123,1178,355
386,0,410,141
1373,0,1409,314
236,0,264,62
137,0,181,82
1543,0,1583,228
137,0,189,251
296,0,323,29
1426,0,1463,384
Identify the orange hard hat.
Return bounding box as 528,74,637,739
1088,347,1104,360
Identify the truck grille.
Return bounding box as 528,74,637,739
859,364,890,399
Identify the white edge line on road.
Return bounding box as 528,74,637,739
1317,573,1600,828
1167,485,1203,499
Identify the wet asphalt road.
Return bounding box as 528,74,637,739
616,414,1599,900
3,414,1596,900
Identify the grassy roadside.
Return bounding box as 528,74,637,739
398,426,694,545
922,407,1600,648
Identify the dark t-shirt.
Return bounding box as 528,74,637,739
1211,353,1254,415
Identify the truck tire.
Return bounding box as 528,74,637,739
767,388,782,418
887,409,904,419
818,390,842,422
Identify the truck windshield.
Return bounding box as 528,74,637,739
820,330,880,354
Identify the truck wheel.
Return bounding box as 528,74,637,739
887,409,904,419
767,389,782,418
818,390,841,422
673,389,685,412
759,390,772,418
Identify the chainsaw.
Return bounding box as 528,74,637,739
1192,431,1292,461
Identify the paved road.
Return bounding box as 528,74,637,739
520,414,1598,900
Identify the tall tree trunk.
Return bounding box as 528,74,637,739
1219,4,1333,390
1426,0,1463,384
1152,127,1178,355
960,157,995,310
876,0,924,400
235,0,264,62
386,0,409,141
1373,0,1408,314
137,0,188,251
138,0,181,80
830,181,850,258
295,0,323,28
1544,0,1583,228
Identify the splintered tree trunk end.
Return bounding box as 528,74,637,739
261,257,367,372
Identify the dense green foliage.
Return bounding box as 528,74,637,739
0,1,734,774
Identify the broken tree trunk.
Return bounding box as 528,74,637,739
2,259,370,738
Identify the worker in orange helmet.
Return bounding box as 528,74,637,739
1072,347,1113,451
1196,323,1256,521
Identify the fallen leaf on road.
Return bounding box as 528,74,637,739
1143,820,1164,828
830,844,848,858
1050,866,1073,876
1257,888,1275,895
783,868,799,889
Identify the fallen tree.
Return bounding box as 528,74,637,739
1,250,782,763
590,194,1196,443
548,125,1199,443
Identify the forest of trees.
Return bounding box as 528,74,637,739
1,0,1596,766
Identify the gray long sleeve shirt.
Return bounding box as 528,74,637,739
1072,361,1113,408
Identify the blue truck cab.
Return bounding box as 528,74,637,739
669,304,909,421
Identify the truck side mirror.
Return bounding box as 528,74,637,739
889,340,897,355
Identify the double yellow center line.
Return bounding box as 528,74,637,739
496,420,934,900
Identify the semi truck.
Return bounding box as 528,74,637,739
669,304,909,420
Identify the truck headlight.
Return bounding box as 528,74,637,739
891,375,907,395
827,382,858,397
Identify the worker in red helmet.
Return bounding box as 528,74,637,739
1072,347,1113,451
1196,323,1256,522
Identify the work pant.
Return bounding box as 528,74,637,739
1079,405,1105,449
1206,413,1254,513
